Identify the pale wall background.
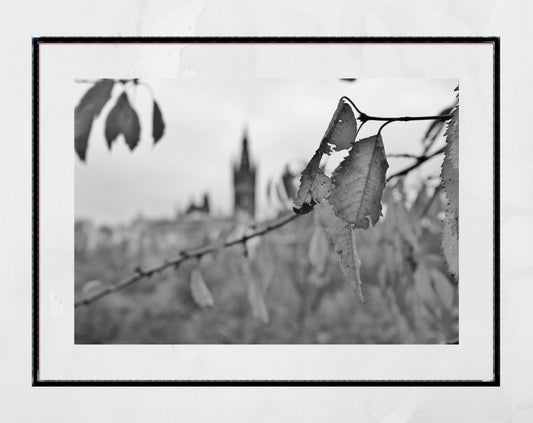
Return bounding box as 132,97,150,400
1,0,531,422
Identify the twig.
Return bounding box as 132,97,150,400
340,95,453,125
359,112,453,123
340,96,365,115
387,153,420,159
75,212,300,307
354,119,366,140
386,146,445,182
340,96,451,123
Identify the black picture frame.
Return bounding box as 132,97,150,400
32,36,500,387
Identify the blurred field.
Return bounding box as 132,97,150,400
75,184,458,344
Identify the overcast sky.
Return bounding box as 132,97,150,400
75,79,457,224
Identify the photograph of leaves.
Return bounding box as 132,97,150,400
74,79,458,345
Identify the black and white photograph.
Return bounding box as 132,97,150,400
33,38,498,385
74,78,459,345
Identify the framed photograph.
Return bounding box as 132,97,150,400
33,37,499,385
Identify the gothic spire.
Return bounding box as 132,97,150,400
233,126,256,218
240,127,250,170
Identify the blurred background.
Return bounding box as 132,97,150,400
75,79,458,344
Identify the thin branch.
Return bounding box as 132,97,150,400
75,212,300,307
354,119,366,140
339,96,453,124
387,153,420,159
360,113,453,123
377,120,395,137
386,145,445,182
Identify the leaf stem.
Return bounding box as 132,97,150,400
387,153,421,159
360,113,453,123
75,212,300,307
340,96,364,115
339,96,453,124
353,119,366,140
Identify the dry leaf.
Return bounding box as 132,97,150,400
308,223,330,275
441,95,459,281
322,98,358,151
328,134,389,228
152,100,165,144
190,268,214,308
74,79,115,161
105,92,141,151
318,201,365,302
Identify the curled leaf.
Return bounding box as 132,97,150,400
152,100,165,144
441,97,459,281
74,79,114,161
322,98,358,151
105,92,141,151
78,79,115,118
240,257,269,323
293,97,357,213
308,223,330,275
75,109,95,162
441,105,458,218
293,143,331,213
190,268,214,308
248,277,269,323
318,201,365,302
328,134,389,229
441,214,458,281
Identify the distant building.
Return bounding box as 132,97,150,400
179,127,257,219
233,128,256,218
184,193,210,216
